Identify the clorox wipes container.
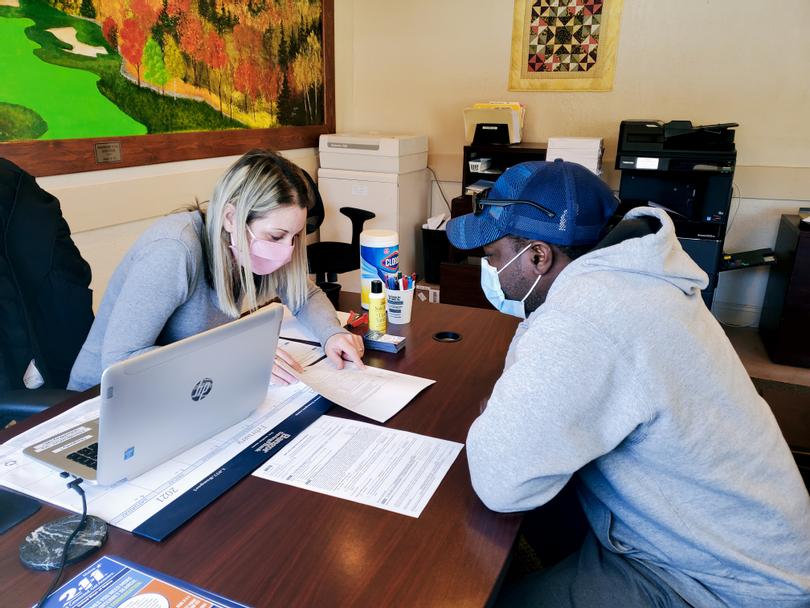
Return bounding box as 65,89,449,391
360,229,398,309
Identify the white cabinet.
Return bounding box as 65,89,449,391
317,168,429,291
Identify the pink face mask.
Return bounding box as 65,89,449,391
230,227,294,275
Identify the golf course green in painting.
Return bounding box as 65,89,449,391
0,17,145,140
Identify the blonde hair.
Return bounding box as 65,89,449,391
203,149,315,317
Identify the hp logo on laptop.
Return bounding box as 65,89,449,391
191,378,213,402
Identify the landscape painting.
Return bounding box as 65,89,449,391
0,0,334,175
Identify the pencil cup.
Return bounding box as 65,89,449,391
386,287,414,324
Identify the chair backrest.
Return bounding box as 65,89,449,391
591,215,661,252
304,169,325,235
305,170,375,281
0,158,94,390
342,207,377,251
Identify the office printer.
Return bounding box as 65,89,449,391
615,119,738,229
614,120,739,306
616,120,737,173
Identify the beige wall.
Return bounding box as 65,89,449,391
334,0,810,323
336,0,810,193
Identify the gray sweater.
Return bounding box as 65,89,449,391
68,211,346,391
467,207,810,607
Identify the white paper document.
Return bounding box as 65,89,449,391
280,306,350,342
293,359,435,423
254,415,463,517
0,383,323,532
276,338,325,367
423,212,447,230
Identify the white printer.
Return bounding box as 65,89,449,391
319,133,428,174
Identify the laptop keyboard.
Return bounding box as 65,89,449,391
67,443,98,470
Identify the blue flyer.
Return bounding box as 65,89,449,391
41,555,249,608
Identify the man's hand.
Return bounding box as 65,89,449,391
324,333,365,370
272,346,304,385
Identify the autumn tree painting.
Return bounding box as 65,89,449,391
0,0,326,142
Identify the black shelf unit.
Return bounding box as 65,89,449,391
760,215,810,368
462,142,547,190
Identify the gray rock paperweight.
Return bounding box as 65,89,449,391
19,515,107,571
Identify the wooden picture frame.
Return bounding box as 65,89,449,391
0,0,335,177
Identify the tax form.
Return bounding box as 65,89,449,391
253,415,463,517
276,335,435,423
276,338,325,367
293,359,435,423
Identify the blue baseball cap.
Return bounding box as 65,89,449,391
446,159,618,249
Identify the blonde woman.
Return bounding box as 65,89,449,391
68,150,363,391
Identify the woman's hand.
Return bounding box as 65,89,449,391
324,333,365,370
272,346,303,385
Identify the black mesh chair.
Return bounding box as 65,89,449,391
304,172,375,306
591,214,661,251
0,158,93,428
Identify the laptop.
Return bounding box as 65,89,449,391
24,304,282,485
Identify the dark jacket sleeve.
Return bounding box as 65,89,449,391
0,158,93,389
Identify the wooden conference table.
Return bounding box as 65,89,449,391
0,293,522,607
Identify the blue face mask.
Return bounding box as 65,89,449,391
480,242,542,319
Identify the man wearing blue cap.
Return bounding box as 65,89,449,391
446,160,810,607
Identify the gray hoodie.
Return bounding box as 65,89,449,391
466,207,810,607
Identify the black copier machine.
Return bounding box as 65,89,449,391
615,120,738,306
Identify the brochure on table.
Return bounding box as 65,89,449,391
40,554,248,608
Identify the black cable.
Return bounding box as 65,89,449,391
35,475,87,608
426,166,453,212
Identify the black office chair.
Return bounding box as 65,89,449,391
591,214,662,252
303,172,375,307
0,158,94,428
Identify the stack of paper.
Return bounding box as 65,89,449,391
463,101,525,144
546,137,604,175
422,212,447,230
464,179,495,197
